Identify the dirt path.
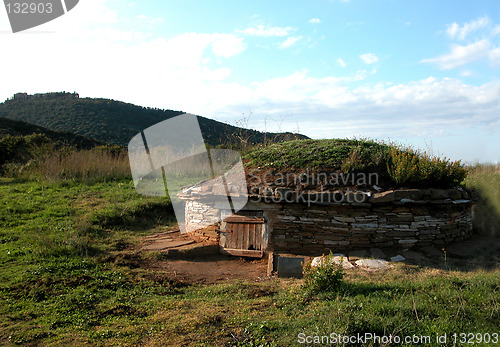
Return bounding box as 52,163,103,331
150,256,268,284
139,229,268,284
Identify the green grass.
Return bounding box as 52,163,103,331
8,267,492,346
0,177,498,346
243,139,390,171
0,178,176,345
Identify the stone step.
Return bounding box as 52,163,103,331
144,229,180,240
140,239,194,251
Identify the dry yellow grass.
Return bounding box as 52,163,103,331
32,148,131,181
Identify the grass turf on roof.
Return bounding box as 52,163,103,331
243,139,467,189
243,139,389,170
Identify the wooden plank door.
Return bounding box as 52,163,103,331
220,215,264,258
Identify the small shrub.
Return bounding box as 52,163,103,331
387,147,467,188
302,252,344,295
387,147,420,185
0,134,54,171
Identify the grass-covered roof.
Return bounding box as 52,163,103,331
243,139,467,189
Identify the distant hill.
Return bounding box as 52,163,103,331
0,117,104,150
0,92,308,147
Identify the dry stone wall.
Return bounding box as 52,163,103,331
184,200,219,243
182,187,476,255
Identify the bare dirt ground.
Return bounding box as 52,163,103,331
149,256,268,284
138,229,268,284
137,228,500,284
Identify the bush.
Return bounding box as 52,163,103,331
302,252,345,295
387,147,467,188
0,133,54,170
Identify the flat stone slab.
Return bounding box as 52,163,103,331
144,229,180,239
311,254,355,270
390,255,406,262
277,256,304,278
402,250,427,262
145,236,174,242
310,256,324,267
370,248,386,259
419,246,444,257
398,239,418,248
141,239,194,251
355,259,390,270
347,249,370,261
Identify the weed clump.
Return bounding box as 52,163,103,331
302,252,345,295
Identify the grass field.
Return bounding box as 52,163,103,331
0,176,498,346
0,143,498,345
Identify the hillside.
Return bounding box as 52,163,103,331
0,117,104,149
0,92,308,147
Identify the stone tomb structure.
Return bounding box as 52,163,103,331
179,180,476,258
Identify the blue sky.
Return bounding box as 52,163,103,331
1,0,499,163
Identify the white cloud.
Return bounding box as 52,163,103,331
1,0,499,163
279,36,302,49
446,16,490,40
0,17,246,114
237,24,293,37
421,39,490,69
359,53,379,64
211,34,246,57
492,24,500,36
214,75,500,150
337,58,346,68
54,0,118,31
309,18,321,24
136,14,164,25
425,17,500,70
488,46,500,66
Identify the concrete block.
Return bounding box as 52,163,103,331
277,256,305,278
